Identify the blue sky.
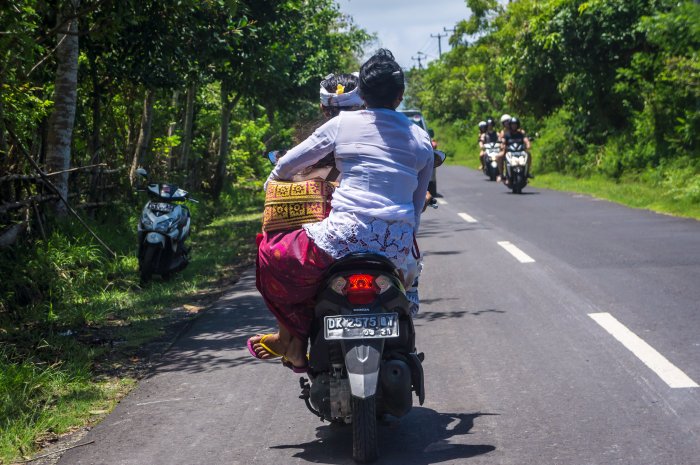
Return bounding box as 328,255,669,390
336,0,471,70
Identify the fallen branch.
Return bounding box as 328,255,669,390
17,440,96,463
6,124,117,258
0,163,108,183
0,193,78,213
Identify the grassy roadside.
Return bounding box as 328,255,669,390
0,187,264,464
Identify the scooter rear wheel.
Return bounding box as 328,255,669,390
352,396,378,463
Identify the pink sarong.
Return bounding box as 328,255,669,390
255,229,335,340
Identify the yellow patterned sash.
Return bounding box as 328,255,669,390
262,179,333,232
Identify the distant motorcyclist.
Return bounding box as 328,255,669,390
477,120,487,169
495,114,511,183
479,117,499,171
499,117,533,183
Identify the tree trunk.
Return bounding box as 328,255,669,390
212,84,240,199
180,82,196,176
167,89,179,173
88,50,102,203
0,67,7,159
129,88,155,185
45,1,80,216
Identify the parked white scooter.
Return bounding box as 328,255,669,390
135,168,197,282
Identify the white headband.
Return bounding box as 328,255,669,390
319,77,364,108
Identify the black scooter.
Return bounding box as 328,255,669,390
301,253,425,463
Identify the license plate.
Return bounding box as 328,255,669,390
324,313,399,340
149,202,174,213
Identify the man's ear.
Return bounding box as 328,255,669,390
393,90,404,109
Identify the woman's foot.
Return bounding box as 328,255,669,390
247,333,289,360
281,336,308,370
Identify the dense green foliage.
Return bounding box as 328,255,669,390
1,0,371,325
0,2,372,461
405,0,699,201
0,0,372,197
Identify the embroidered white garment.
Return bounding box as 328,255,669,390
304,212,414,274
268,108,434,276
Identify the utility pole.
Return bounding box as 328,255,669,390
411,51,427,69
430,32,448,58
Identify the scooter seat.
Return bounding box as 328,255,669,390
326,253,398,276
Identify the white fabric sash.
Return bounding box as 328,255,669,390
319,85,364,108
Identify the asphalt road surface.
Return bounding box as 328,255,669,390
59,166,700,465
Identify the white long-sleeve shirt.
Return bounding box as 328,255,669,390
268,108,434,274
270,108,434,229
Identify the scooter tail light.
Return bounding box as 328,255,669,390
346,273,378,305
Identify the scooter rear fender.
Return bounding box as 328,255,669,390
342,339,384,399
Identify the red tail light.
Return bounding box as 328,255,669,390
346,274,378,304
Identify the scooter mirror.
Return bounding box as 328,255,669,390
433,150,446,167
136,168,148,178
266,150,288,165
266,151,278,165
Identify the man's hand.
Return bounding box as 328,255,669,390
422,191,434,212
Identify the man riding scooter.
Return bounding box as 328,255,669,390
499,117,533,185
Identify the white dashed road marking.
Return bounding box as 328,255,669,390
458,212,478,223
589,312,699,389
436,198,448,206
497,241,536,263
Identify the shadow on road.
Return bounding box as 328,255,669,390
416,308,506,322
417,220,487,239
147,277,283,376
271,408,497,464
502,190,540,196
425,250,463,256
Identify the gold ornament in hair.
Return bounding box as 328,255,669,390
336,84,345,95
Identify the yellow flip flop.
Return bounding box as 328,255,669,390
247,334,283,359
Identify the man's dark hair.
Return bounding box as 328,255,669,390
359,49,404,108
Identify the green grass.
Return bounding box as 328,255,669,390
0,186,264,464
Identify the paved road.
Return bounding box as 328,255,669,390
59,166,700,465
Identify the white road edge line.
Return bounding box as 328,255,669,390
588,312,699,389
497,241,535,263
458,212,477,223
436,198,448,205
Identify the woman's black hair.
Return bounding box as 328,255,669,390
320,73,359,94
359,49,404,108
